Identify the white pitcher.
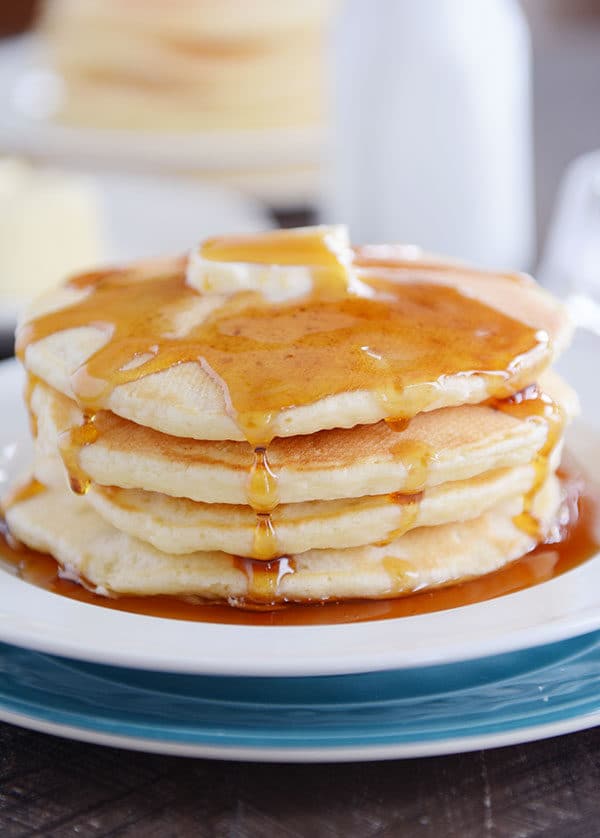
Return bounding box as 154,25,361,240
322,0,535,270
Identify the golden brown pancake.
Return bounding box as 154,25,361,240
31,374,574,504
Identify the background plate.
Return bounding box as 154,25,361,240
0,36,321,174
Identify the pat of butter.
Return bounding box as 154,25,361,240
186,225,353,302
0,159,103,303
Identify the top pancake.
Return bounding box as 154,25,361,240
18,251,571,443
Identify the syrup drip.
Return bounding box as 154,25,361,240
232,556,296,604
247,446,280,560
1,470,597,626
384,416,434,535
383,556,420,589
383,386,565,540
385,417,410,433
390,439,436,494
1,478,45,512
58,415,98,495
23,374,41,438
247,448,279,513
384,491,424,542
491,384,565,537
252,514,279,561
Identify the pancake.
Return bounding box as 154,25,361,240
4,475,562,602
38,456,543,556
31,373,575,505
18,253,572,444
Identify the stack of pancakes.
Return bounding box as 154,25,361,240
4,227,576,606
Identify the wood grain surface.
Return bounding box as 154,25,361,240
2,4,600,836
2,725,600,837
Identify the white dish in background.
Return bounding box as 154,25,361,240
0,35,321,203
0,167,270,334
71,169,270,263
1,326,600,677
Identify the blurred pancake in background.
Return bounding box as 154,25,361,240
13,0,337,205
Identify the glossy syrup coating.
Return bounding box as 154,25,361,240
17,267,549,447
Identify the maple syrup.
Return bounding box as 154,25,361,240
58,415,98,495
389,439,436,494
1,478,45,510
232,556,296,604
251,514,279,561
23,374,41,439
490,384,565,538
17,267,550,451
383,491,423,543
247,446,280,559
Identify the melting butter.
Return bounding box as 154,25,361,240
186,225,353,301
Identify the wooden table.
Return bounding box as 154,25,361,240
3,4,600,836
2,726,600,836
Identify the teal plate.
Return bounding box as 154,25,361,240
2,632,600,761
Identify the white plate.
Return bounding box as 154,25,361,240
1,327,600,678
0,36,321,174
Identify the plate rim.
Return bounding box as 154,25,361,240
2,704,599,762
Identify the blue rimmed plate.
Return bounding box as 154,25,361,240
2,632,600,761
